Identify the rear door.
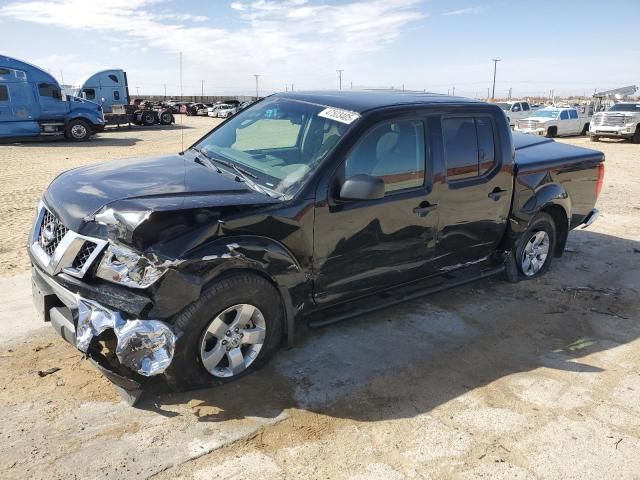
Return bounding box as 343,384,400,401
435,112,512,267
313,114,440,304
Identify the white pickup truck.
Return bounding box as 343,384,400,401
514,107,591,138
589,102,640,143
496,101,537,127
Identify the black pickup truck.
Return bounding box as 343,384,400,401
29,91,604,402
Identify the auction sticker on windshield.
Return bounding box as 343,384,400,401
318,107,360,125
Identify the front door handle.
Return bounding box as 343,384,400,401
488,188,508,201
413,203,438,217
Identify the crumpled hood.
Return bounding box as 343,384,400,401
44,154,279,232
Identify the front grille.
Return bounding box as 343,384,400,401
72,242,98,270
594,114,626,127
38,209,68,256
517,119,539,129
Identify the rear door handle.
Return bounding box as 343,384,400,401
413,203,438,217
488,188,508,201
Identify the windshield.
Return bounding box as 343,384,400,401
608,103,640,112
195,97,354,197
533,109,559,119
496,103,510,111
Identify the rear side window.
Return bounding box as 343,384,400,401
38,83,61,100
108,74,119,83
442,118,479,180
443,116,497,182
0,85,8,101
560,111,569,120
345,120,425,194
569,109,578,119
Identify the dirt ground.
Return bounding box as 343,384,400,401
0,116,639,479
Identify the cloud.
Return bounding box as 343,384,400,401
442,6,484,16
0,0,423,92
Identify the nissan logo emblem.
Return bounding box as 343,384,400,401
41,221,57,246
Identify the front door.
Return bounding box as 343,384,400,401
435,113,512,266
313,116,440,305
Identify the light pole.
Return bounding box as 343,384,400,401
491,58,501,101
337,69,344,90
253,74,261,98
201,80,204,101
136,86,140,96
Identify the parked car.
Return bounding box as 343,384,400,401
216,104,239,118
185,103,209,116
515,106,591,138
589,102,640,143
29,91,604,403
207,103,230,117
496,101,537,127
0,55,104,141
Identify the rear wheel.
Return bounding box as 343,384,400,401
141,111,156,126
504,212,557,282
159,110,174,125
64,119,91,142
165,273,283,390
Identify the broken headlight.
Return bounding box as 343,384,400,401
96,244,166,289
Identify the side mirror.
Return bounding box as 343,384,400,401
339,174,385,201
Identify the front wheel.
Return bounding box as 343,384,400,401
545,127,557,138
165,273,283,390
141,111,156,126
631,126,640,144
590,135,600,142
65,119,91,142
159,110,174,125
504,212,557,282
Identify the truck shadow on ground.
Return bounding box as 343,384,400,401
101,123,193,133
11,137,144,147
146,229,639,423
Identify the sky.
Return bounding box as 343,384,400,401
1,0,639,99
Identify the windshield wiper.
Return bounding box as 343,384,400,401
189,146,222,173
204,153,284,199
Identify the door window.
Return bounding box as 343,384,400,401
38,83,61,100
560,111,569,120
568,109,578,119
344,120,425,194
442,117,479,180
0,85,8,101
512,103,521,112
443,116,497,181
82,88,96,100
522,102,530,111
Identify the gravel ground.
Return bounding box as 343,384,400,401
0,117,638,479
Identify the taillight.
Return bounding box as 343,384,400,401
595,163,605,199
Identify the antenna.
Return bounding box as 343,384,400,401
180,51,184,153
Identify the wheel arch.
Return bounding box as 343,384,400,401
185,236,309,348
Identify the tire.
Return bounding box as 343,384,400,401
631,126,640,144
141,111,156,126
545,127,557,138
503,212,557,283
159,110,174,125
590,135,600,142
64,119,91,142
165,272,283,390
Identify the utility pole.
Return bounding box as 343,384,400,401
291,84,294,91
491,58,501,101
253,74,261,98
350,81,353,89
136,86,140,96
201,80,204,101
508,87,512,100
487,87,490,100
337,69,344,90
163,83,167,99
60,70,64,85
452,86,455,96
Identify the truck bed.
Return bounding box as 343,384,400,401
511,132,604,230
513,133,603,173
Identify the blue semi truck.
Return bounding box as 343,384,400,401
0,55,105,142
71,69,174,127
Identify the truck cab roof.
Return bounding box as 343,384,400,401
270,90,482,114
